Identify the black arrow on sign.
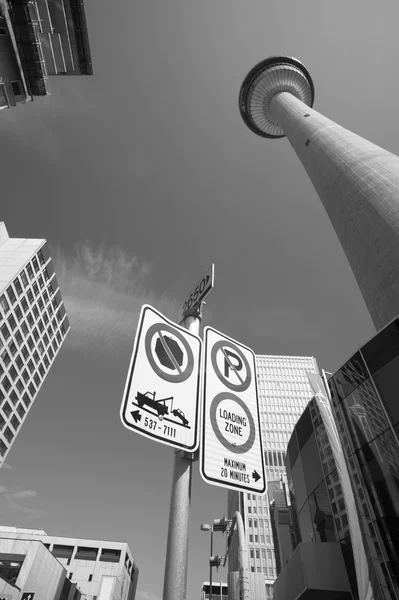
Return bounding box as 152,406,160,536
252,470,261,483
131,410,142,423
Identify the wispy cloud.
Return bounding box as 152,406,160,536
0,487,42,521
5,490,37,500
52,244,178,354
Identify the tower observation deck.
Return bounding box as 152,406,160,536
239,56,399,331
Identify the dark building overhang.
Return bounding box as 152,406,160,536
6,0,48,95
273,542,352,600
69,0,93,75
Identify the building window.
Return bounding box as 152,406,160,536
21,321,29,336
1,323,10,341
33,373,40,387
22,393,31,408
52,544,74,559
256,549,260,559
16,379,24,393
32,257,40,273
21,345,29,360
1,349,11,366
2,401,11,417
10,81,25,102
28,360,35,374
4,427,13,443
27,264,34,280
9,341,17,357
11,415,20,431
88,574,93,581
75,547,98,561
248,519,252,527
33,351,40,365
9,366,18,381
14,279,23,296
20,271,28,287
27,336,34,350
17,403,26,419
2,376,11,392
99,549,121,563
249,535,253,543
251,567,255,573
0,295,10,314
10,390,18,406
14,306,23,321
250,549,254,559
28,382,36,396
38,249,46,266
6,286,16,305
0,439,7,456
0,414,5,430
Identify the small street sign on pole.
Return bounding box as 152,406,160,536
200,326,265,494
178,264,214,324
120,304,202,451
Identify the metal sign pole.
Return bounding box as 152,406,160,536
162,305,202,600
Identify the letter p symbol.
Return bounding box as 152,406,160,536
224,349,243,379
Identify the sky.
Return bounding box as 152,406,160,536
1,0,399,598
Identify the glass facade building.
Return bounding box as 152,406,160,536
227,354,319,598
327,318,399,600
0,222,70,465
286,397,358,599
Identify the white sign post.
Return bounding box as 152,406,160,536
120,305,202,451
200,326,265,493
178,264,214,324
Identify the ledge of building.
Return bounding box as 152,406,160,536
273,542,352,600
69,0,93,75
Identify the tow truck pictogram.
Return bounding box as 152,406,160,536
134,391,190,428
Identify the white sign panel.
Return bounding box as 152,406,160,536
200,327,265,493
120,305,202,451
178,264,214,323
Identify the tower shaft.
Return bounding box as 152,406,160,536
270,92,399,330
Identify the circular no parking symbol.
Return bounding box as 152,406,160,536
145,323,194,383
209,392,256,454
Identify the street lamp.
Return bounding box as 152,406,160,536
200,523,214,600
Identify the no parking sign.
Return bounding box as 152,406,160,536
200,327,265,493
120,305,202,451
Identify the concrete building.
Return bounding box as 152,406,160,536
0,0,92,109
201,581,228,600
0,526,139,600
0,222,70,465
227,354,319,600
239,56,399,331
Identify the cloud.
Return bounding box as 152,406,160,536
0,488,42,521
5,490,37,500
52,244,178,354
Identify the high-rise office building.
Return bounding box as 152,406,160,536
228,354,319,599
0,222,70,465
239,56,399,331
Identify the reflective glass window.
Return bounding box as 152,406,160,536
333,353,368,402
341,382,390,451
